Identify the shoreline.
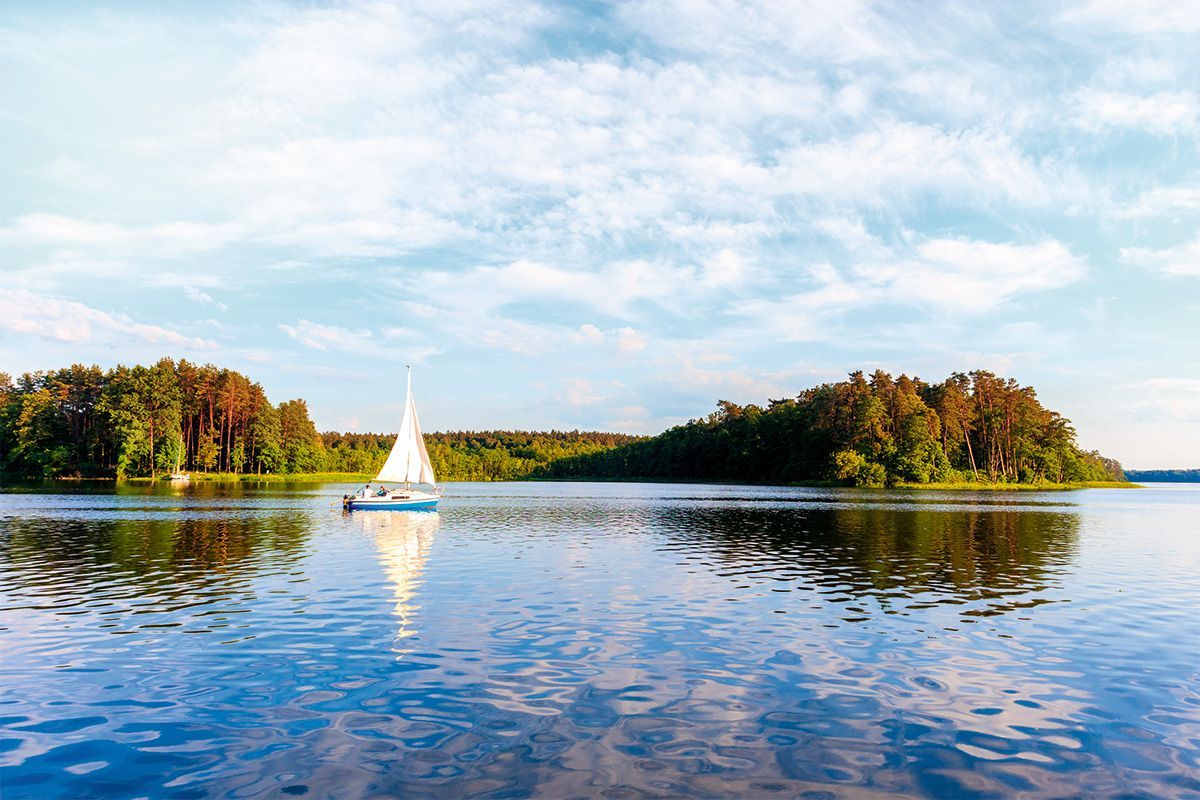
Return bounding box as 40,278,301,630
4,474,1140,490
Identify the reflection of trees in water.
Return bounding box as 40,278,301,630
653,506,1079,614
1,512,312,608
352,510,439,646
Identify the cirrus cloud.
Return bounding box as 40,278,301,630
1120,237,1200,277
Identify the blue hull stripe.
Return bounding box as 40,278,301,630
347,499,439,511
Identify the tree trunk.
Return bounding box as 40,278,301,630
965,430,979,481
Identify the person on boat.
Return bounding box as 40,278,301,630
377,485,388,496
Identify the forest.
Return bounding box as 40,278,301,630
1123,469,1199,482
0,360,638,480
1,361,1124,487
544,370,1126,487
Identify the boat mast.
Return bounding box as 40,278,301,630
404,364,411,490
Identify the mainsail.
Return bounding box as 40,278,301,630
374,369,437,486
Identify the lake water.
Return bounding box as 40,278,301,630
1,481,1198,799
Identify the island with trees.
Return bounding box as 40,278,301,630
543,370,1126,488
0,360,1126,488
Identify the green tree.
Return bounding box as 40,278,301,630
278,399,325,473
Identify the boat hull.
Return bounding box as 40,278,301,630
345,492,439,511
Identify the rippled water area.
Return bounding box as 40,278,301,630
2,482,1199,799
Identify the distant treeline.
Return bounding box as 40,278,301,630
324,430,642,481
0,360,640,480
544,370,1125,487
1124,469,1200,482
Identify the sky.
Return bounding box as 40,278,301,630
1,0,1198,469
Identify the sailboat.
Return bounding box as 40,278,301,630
344,367,439,511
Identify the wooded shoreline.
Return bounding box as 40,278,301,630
1,473,1138,491
3,359,1127,489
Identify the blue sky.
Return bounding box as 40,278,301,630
1,0,1198,469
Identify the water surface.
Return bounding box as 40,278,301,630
1,482,1198,798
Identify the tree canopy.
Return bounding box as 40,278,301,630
544,370,1125,486
0,360,323,478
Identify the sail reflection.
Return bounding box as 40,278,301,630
355,510,440,646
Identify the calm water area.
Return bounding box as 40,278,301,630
1,481,1198,798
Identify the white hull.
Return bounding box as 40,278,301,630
345,489,439,511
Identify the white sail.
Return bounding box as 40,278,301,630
375,369,437,486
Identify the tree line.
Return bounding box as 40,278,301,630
323,430,642,481
1123,469,1199,482
0,360,641,480
544,370,1125,486
0,362,1124,486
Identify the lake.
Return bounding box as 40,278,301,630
1,481,1198,798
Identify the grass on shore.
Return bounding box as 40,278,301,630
539,476,1139,490
41,474,1138,490
125,472,373,483
891,480,1138,491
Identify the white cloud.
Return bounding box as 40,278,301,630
0,213,239,256
615,327,648,354
1109,184,1200,220
573,324,605,345
1120,237,1200,277
888,238,1086,311
1060,0,1200,35
184,286,228,311
617,0,889,63
279,318,440,361
570,323,648,355
405,255,753,328
279,319,371,352
732,261,868,342
653,357,824,407
1097,57,1181,89
0,289,216,349
473,316,561,356
184,286,214,305
734,238,1085,341
1074,89,1198,135
772,122,1061,207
